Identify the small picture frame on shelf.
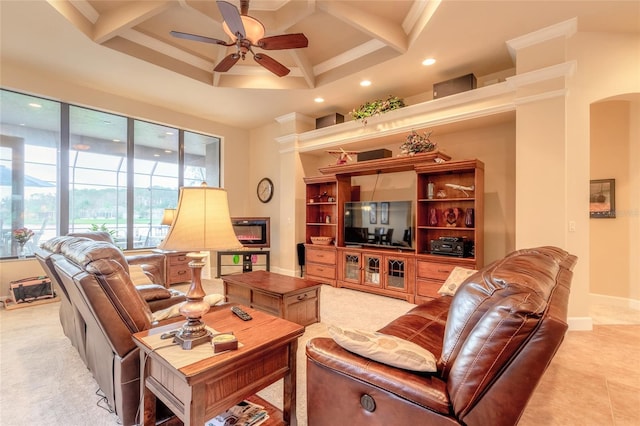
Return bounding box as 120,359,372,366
590,179,616,218
369,202,377,224
380,202,389,225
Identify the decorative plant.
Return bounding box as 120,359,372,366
13,227,34,246
399,130,437,156
90,223,117,237
349,95,405,124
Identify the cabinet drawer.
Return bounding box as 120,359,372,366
252,291,281,312
168,266,190,283
168,254,189,265
307,263,336,280
307,249,336,265
416,279,442,298
417,261,454,280
285,289,319,306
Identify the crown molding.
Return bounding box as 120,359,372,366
506,18,578,62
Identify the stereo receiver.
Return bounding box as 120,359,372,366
430,237,474,258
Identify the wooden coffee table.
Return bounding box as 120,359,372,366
223,270,322,326
132,305,304,426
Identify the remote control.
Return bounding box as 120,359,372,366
231,306,252,321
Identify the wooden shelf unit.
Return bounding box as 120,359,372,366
304,156,484,303
414,159,484,304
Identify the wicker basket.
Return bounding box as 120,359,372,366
310,236,334,245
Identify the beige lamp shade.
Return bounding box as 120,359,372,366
160,208,176,226
158,184,242,252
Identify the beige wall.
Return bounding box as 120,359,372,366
566,31,640,314
590,100,639,301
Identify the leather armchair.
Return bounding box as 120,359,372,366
67,231,166,285
36,236,189,425
306,246,577,426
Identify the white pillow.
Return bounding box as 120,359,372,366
129,264,153,285
327,325,437,372
437,266,477,296
151,293,225,322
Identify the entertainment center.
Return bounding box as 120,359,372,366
304,153,484,304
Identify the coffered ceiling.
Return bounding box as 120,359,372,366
1,1,638,129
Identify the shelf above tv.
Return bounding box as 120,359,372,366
318,151,451,177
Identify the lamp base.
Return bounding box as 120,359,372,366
174,326,212,350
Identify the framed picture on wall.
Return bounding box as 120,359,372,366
589,179,616,218
369,202,377,224
380,202,389,225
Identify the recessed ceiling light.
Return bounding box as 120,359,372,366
314,97,324,103
73,144,90,151
360,80,372,87
112,139,121,142
28,102,42,108
165,131,174,136
164,150,172,153
422,58,436,66
154,154,160,157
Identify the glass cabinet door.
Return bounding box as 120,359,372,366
343,252,361,283
385,257,407,291
363,254,382,287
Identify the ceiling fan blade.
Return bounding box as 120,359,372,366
254,53,290,77
217,0,245,39
258,34,308,50
170,31,230,46
214,54,240,72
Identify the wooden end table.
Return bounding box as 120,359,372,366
132,305,304,426
222,270,322,327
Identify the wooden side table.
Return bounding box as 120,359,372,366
133,305,304,426
223,270,321,327
154,250,191,287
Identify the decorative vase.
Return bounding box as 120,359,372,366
429,208,439,226
465,208,475,228
18,243,26,259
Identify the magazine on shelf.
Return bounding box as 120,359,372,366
206,399,269,426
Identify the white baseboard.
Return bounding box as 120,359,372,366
567,316,593,331
590,293,640,310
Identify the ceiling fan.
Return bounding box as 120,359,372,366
171,0,308,77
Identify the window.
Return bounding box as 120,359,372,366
133,120,179,248
1,90,59,258
0,89,221,258
69,106,128,248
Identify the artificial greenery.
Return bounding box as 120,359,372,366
399,130,437,156
349,95,405,124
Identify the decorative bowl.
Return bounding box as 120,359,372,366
310,236,334,245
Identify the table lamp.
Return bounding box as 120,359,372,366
160,208,176,226
158,183,242,349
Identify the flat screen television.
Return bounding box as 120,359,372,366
231,217,270,248
344,201,413,250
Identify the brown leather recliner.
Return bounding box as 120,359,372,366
35,234,186,364
306,246,577,426
67,231,166,285
39,236,190,425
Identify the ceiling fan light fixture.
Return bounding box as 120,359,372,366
223,15,265,44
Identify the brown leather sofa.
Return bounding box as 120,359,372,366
306,246,577,426
35,235,189,425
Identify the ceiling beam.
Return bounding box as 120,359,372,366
318,1,407,53
93,1,173,44
290,49,315,88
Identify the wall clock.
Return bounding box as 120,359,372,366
257,177,274,203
